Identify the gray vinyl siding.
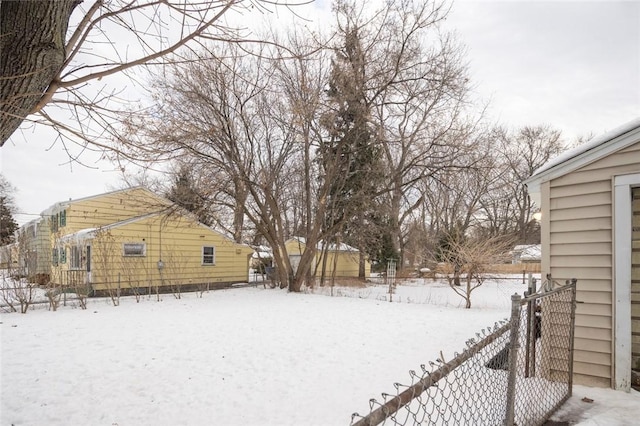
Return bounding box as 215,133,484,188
22,219,51,276
544,141,640,387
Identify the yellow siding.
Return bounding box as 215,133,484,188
285,239,306,257
324,250,362,277
285,238,370,278
88,214,251,292
48,188,252,293
542,140,640,387
61,188,171,235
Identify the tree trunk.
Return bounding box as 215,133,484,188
357,209,366,278
233,177,247,243
0,0,78,145
389,189,403,265
454,264,461,286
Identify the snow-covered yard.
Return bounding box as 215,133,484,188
1,278,638,425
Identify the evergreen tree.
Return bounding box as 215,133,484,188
0,175,18,245
320,27,384,277
367,212,399,272
166,166,213,226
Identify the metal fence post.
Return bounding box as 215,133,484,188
505,293,522,426
525,275,538,378
568,278,578,396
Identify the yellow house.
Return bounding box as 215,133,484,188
285,237,370,279
44,187,252,295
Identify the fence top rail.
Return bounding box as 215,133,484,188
351,320,511,426
520,278,576,306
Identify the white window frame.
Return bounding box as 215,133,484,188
613,172,640,391
202,246,215,265
123,242,146,257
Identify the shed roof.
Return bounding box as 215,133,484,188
288,236,359,252
524,118,640,197
512,244,541,261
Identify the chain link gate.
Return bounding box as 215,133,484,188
351,276,577,426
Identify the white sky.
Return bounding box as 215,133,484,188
1,0,639,226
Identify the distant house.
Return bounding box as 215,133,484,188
1,217,50,279
17,217,50,280
524,118,640,391
285,237,370,279
20,187,253,294
511,244,541,264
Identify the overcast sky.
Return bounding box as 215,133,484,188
1,0,639,226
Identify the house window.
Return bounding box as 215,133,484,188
70,246,82,269
202,246,215,265
59,247,67,264
123,242,146,257
59,210,66,227
50,214,58,232
52,248,59,266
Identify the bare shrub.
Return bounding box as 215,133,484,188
14,282,35,313
92,229,119,306
436,234,514,308
46,284,62,312
161,250,190,300
72,283,89,310
1,273,17,312
1,272,35,313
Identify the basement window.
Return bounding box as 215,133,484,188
123,243,146,257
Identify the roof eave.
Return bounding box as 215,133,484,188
525,119,640,195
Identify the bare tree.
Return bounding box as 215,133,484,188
121,43,300,290
435,233,514,309
479,125,564,243
1,0,309,147
117,0,484,291
422,130,498,238
121,32,366,292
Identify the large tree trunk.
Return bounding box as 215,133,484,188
0,0,78,145
233,177,247,243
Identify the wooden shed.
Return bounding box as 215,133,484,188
524,118,640,390
285,237,370,279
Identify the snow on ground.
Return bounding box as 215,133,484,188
1,277,638,425
550,385,640,426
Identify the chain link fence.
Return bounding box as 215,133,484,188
351,276,577,426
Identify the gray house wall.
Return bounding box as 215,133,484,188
541,141,640,387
